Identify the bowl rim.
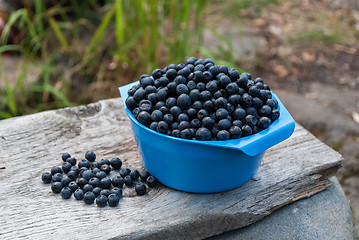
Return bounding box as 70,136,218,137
118,81,295,156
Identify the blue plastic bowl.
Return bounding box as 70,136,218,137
119,81,295,193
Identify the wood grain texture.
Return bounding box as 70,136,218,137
0,98,342,240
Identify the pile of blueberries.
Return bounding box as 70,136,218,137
41,151,158,208
125,57,280,141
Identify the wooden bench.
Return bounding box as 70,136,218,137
0,98,354,239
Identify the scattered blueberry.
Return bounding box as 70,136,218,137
68,181,79,192
78,159,91,169
41,172,52,184
62,152,71,162
123,175,133,187
74,189,84,200
112,176,124,188
83,192,96,204
85,151,96,162
52,173,63,182
108,193,120,207
119,168,131,178
146,176,158,187
60,187,72,199
100,164,111,175
51,166,63,175
66,157,77,166
96,195,108,207
51,182,64,194
135,183,147,196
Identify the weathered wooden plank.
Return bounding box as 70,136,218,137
0,98,342,240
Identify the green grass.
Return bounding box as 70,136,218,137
296,31,342,45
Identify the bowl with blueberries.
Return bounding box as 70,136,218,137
119,57,295,193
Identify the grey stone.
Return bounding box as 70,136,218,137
209,177,355,240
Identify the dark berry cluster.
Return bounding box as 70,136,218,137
41,152,158,208
125,57,280,141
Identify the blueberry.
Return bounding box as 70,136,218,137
192,101,203,111
74,189,84,200
62,162,72,174
61,175,72,187
213,90,223,99
254,77,263,84
139,99,153,112
208,66,219,77
60,187,72,199
189,89,201,101
258,117,272,130
92,167,100,174
83,192,96,204
68,181,79,192
171,121,180,130
218,119,231,130
96,195,108,207
166,68,177,80
170,106,182,118
197,82,206,91
96,171,107,180
132,107,140,118
244,115,258,128
194,64,205,72
249,86,260,98
187,80,197,90
266,99,277,109
241,72,251,80
155,101,165,109
229,126,242,139
205,62,214,70
193,70,204,83
147,93,159,105
252,97,263,109
260,90,271,101
215,108,228,120
217,65,228,74
152,68,163,79
135,183,147,196
203,71,213,82
203,58,215,65
137,111,151,126
195,128,211,141
180,129,192,139
146,176,159,187
120,168,131,178
214,97,228,108
98,159,109,166
78,159,91,169
133,87,146,102
197,109,209,121
100,164,111,175
241,93,253,107
176,63,185,71
237,75,248,88
232,119,243,128
200,90,212,101
174,75,186,85
111,187,123,198
110,157,122,170
156,87,169,101
242,125,253,137
140,74,150,79
76,178,88,188
172,129,181,138
206,80,219,93
228,68,240,81
185,57,198,65
99,177,112,189
270,109,280,121
139,170,151,181
124,175,133,187
112,176,124,188
52,173,63,182
100,189,111,197
176,84,189,96
226,103,235,114
62,152,71,162
178,67,191,78
70,165,80,174
41,172,52,184
127,86,137,96
217,130,230,140
125,96,137,110
82,170,95,180
177,113,189,122
130,170,140,180
202,117,215,129
51,182,64,194
218,75,230,88
145,85,157,95
259,105,272,116
245,107,259,118
203,100,214,112
167,64,176,69
83,184,94,193
226,82,239,95
166,97,177,108
150,122,158,130
92,187,101,197
108,193,120,207
163,114,174,125
51,166,63,175
156,121,169,134
190,119,201,129
89,177,100,188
